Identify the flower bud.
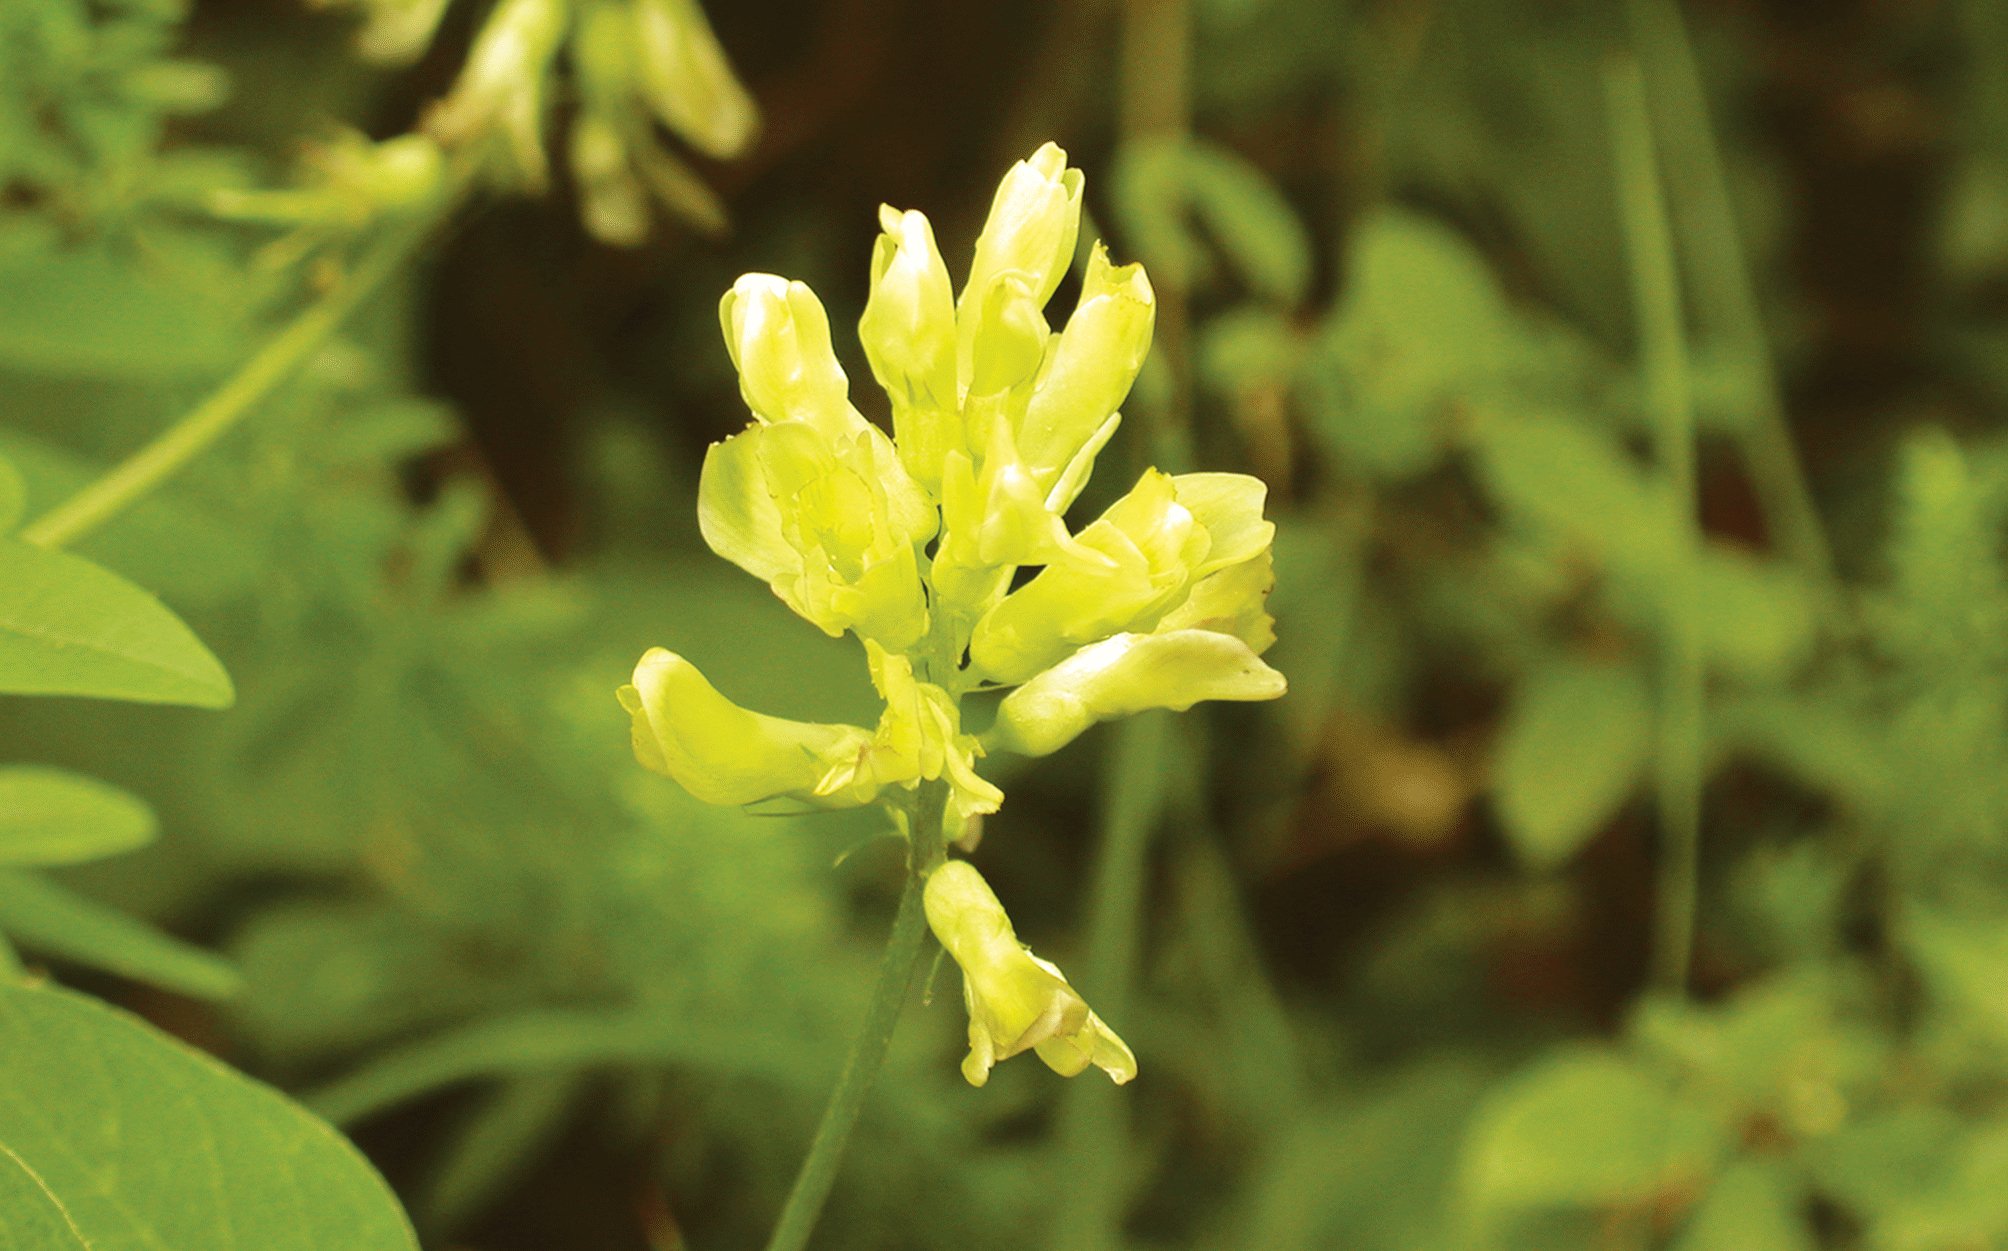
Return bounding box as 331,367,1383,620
961,142,1084,313
569,112,650,246
361,134,448,210
720,275,854,436
861,206,958,409
208,131,447,228
620,648,876,807
859,205,962,491
923,860,1136,1087
962,271,1049,399
1017,245,1155,486
955,144,1081,393
988,630,1286,757
631,0,759,159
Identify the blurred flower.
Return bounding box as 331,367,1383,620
209,131,446,230
426,0,568,187
404,0,754,242
314,0,455,63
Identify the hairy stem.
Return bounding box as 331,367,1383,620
21,203,452,551
1608,59,1706,996
763,789,944,1251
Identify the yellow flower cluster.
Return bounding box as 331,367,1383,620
620,143,1285,1085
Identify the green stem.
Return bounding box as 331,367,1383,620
1624,0,1836,593
1607,59,1706,997
20,204,450,551
1051,712,1170,1250
763,792,943,1251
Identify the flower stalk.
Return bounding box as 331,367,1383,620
617,141,1287,1250
762,787,944,1251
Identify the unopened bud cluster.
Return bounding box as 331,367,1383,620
620,144,1285,1086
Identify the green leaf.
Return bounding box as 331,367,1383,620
1461,1048,1725,1213
1198,307,1304,395
1713,690,1893,815
0,981,417,1251
1675,1160,1814,1251
1231,1059,1491,1251
1901,908,2008,1042
0,245,247,381
1493,658,1653,870
1468,413,1676,575
0,429,264,611
1692,546,1816,681
1867,1119,2008,1250
416,1073,584,1234
1805,1105,1961,1226
308,1007,808,1126
1178,142,1312,304
0,1143,90,1250
0,871,241,1000
0,765,156,866
1331,211,1513,374
1305,210,1619,485
1633,971,1883,1128
0,453,23,534
0,538,233,707
1113,137,1312,304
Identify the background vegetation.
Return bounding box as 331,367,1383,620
8,0,2008,1247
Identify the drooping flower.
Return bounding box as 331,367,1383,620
923,860,1136,1087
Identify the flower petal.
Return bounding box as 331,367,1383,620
620,648,874,807
924,860,1134,1088
988,630,1287,757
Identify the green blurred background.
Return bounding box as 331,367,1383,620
9,0,2008,1247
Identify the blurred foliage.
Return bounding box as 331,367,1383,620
10,0,2008,1248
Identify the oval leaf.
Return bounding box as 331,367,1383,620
0,539,233,707
1462,1048,1725,1213
1694,545,1815,681
1469,414,1676,576
1676,1160,1815,1251
0,1142,91,1249
0,765,157,867
0,982,417,1251
1494,657,1652,870
0,871,241,1000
